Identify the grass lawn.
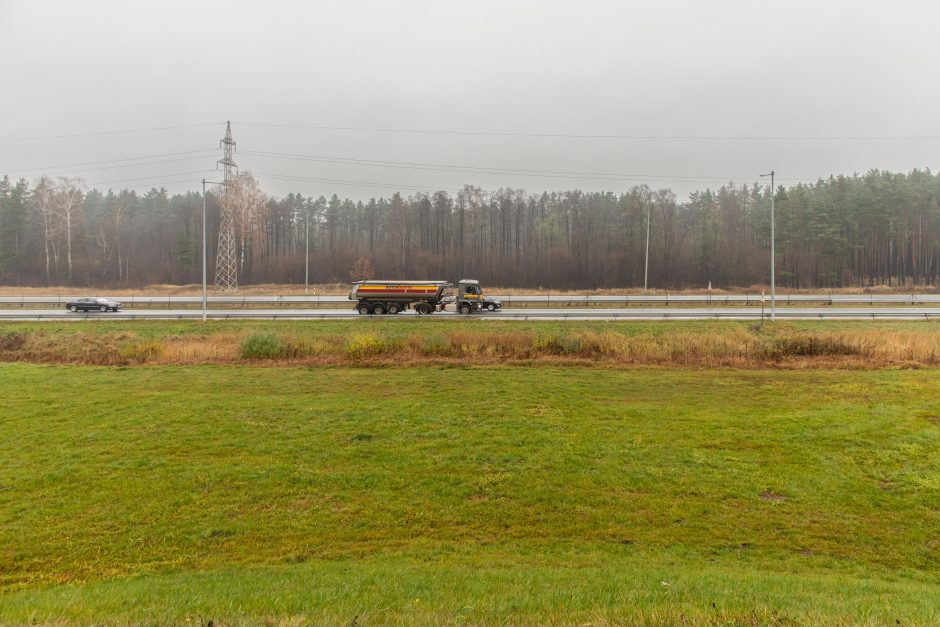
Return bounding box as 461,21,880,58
1,364,939,624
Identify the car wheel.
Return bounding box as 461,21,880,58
100,305,108,312
486,303,496,311
69,305,78,312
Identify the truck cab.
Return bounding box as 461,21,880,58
456,279,501,314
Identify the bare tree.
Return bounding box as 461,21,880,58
54,177,84,281
222,172,269,276
28,177,59,283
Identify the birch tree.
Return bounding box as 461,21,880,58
28,177,59,283
54,177,84,281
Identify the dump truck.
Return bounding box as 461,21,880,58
349,279,500,315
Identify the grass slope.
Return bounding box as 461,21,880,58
5,319,940,368
1,365,939,624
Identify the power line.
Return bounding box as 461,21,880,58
4,119,937,145
0,122,221,143
11,154,220,179
90,169,217,186
253,172,456,193
241,148,784,185
1,149,218,175
238,121,940,142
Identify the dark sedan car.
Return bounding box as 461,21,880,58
481,296,502,311
66,297,122,312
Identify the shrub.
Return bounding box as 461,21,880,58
531,333,566,355
240,331,285,359
345,333,389,359
0,331,26,352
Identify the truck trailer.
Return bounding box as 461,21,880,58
349,279,500,315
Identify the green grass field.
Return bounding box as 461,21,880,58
1,362,939,624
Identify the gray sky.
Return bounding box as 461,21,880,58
1,0,938,200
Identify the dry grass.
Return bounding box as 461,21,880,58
162,333,241,362
4,325,940,368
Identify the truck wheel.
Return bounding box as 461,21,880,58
459,304,471,315
416,303,430,315
373,304,386,315
357,304,372,315
387,304,400,314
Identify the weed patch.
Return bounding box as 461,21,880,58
240,331,285,359
5,320,940,368
0,331,26,351
346,333,395,359
117,341,165,363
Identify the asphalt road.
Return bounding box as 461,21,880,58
2,293,939,305
3,307,940,320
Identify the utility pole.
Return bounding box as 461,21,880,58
644,190,652,292
214,121,238,292
304,200,309,294
760,170,776,320
202,179,207,322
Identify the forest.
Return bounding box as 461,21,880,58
0,168,938,289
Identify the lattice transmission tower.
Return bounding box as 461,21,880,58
214,121,238,292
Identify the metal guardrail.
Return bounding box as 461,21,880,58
2,293,940,306
1,308,938,321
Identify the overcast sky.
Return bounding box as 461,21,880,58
1,0,938,201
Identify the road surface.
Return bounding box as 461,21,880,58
2,307,940,321
2,293,940,306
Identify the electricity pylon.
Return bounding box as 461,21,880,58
214,121,238,292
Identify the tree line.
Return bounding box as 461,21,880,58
1,168,938,289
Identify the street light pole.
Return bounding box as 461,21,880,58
760,171,776,321
644,191,652,292
202,179,207,322
305,201,309,294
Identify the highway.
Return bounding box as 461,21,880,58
3,307,940,321
3,293,940,306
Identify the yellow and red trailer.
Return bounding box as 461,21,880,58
350,279,497,315
350,280,452,315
